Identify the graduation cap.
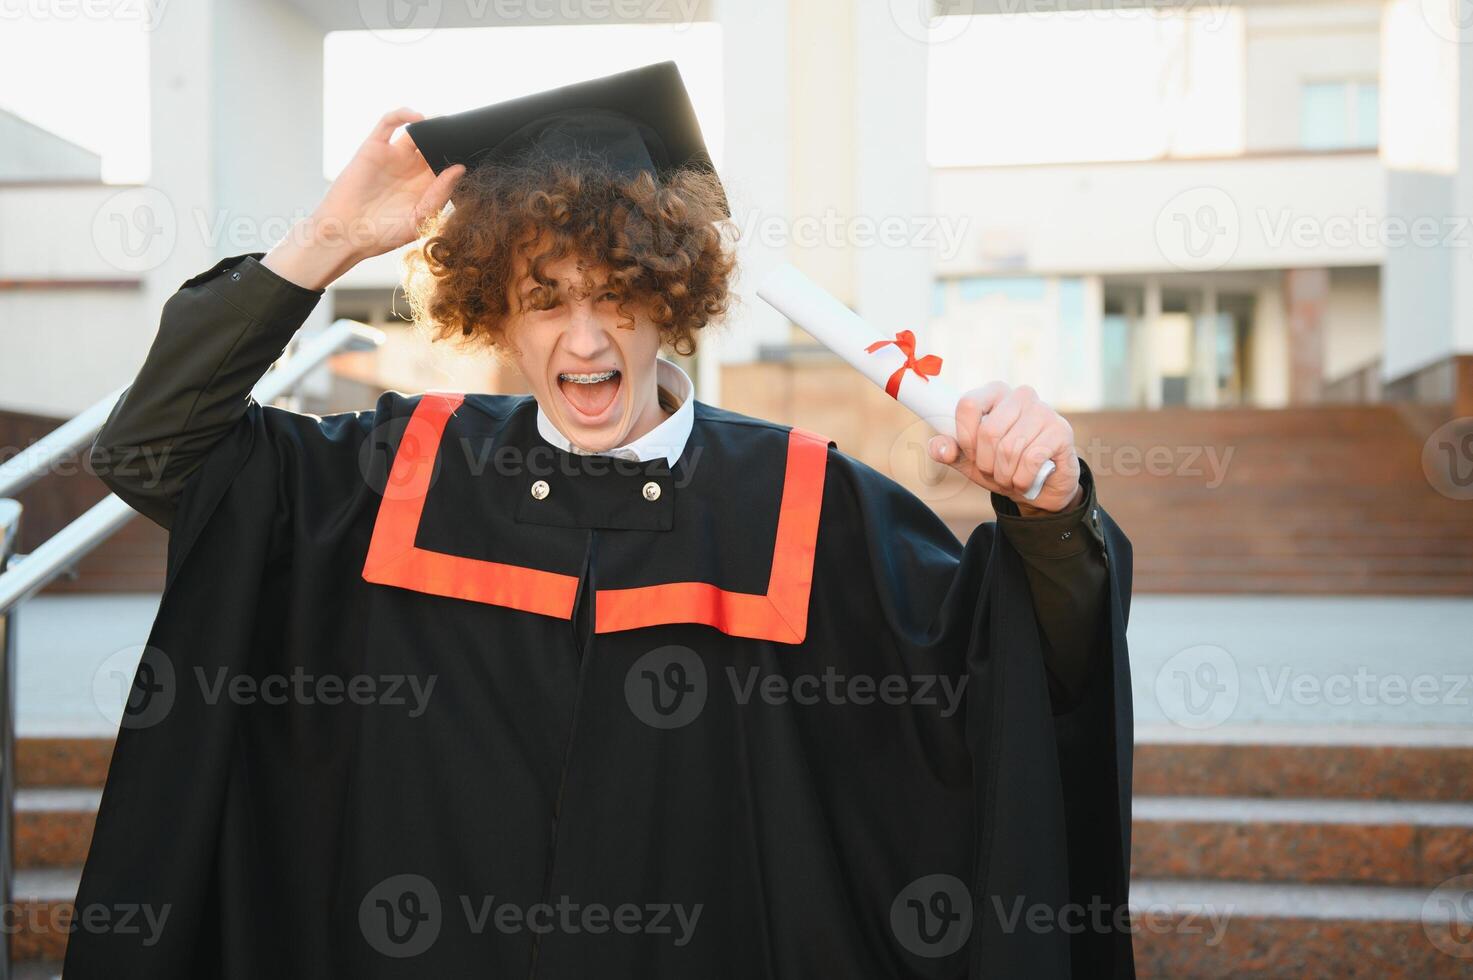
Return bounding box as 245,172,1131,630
406,60,728,218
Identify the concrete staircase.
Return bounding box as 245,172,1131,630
9,739,107,972
1131,733,1473,977
1065,404,1473,595
727,361,1472,597
925,403,1473,596
9,733,1472,975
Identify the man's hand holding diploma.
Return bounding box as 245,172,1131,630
927,381,1085,516
752,262,1084,512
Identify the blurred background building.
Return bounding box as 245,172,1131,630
2,0,1472,976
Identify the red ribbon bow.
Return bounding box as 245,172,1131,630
864,330,943,400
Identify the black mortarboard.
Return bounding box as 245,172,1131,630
406,60,727,217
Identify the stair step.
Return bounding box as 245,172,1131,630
17,737,114,788
11,964,63,980
6,842,1466,969
25,732,1472,801
1134,556,1473,574
1132,797,1473,886
37,788,1457,886
1134,730,1473,800
27,788,1464,888
1130,878,1473,978
1133,576,1473,596
12,867,80,963
17,787,100,869
1130,539,1473,558
8,867,169,963
930,402,1473,596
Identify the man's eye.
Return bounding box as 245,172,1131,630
598,291,619,303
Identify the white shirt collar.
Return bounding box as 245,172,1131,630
535,356,694,468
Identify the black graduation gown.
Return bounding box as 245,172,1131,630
63,386,1135,978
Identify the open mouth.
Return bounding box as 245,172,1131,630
556,368,622,423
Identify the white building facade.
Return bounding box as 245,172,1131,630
926,0,1471,412
2,0,1471,421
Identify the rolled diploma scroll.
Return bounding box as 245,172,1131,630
755,263,1054,502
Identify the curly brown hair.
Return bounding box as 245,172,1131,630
402,147,737,358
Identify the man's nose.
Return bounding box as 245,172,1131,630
563,300,611,359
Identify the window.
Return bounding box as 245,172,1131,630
1300,80,1379,150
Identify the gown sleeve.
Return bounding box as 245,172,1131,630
991,459,1110,712
821,446,1136,977
66,295,395,980
89,252,325,530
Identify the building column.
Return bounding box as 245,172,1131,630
1454,13,1473,415
1380,0,1467,405
1074,276,1106,411
708,0,795,402
148,1,331,394
852,0,933,349
1141,278,1163,409
712,0,932,390
1284,267,1329,405
1194,281,1220,408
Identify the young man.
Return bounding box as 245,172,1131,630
69,63,1134,978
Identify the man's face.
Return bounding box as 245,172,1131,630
504,250,666,454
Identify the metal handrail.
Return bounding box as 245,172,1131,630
0,388,128,500
0,503,18,580
0,318,384,617
0,500,20,978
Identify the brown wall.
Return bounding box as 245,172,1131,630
1384,354,1473,420
721,360,1471,595
721,359,1003,523
0,409,167,594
